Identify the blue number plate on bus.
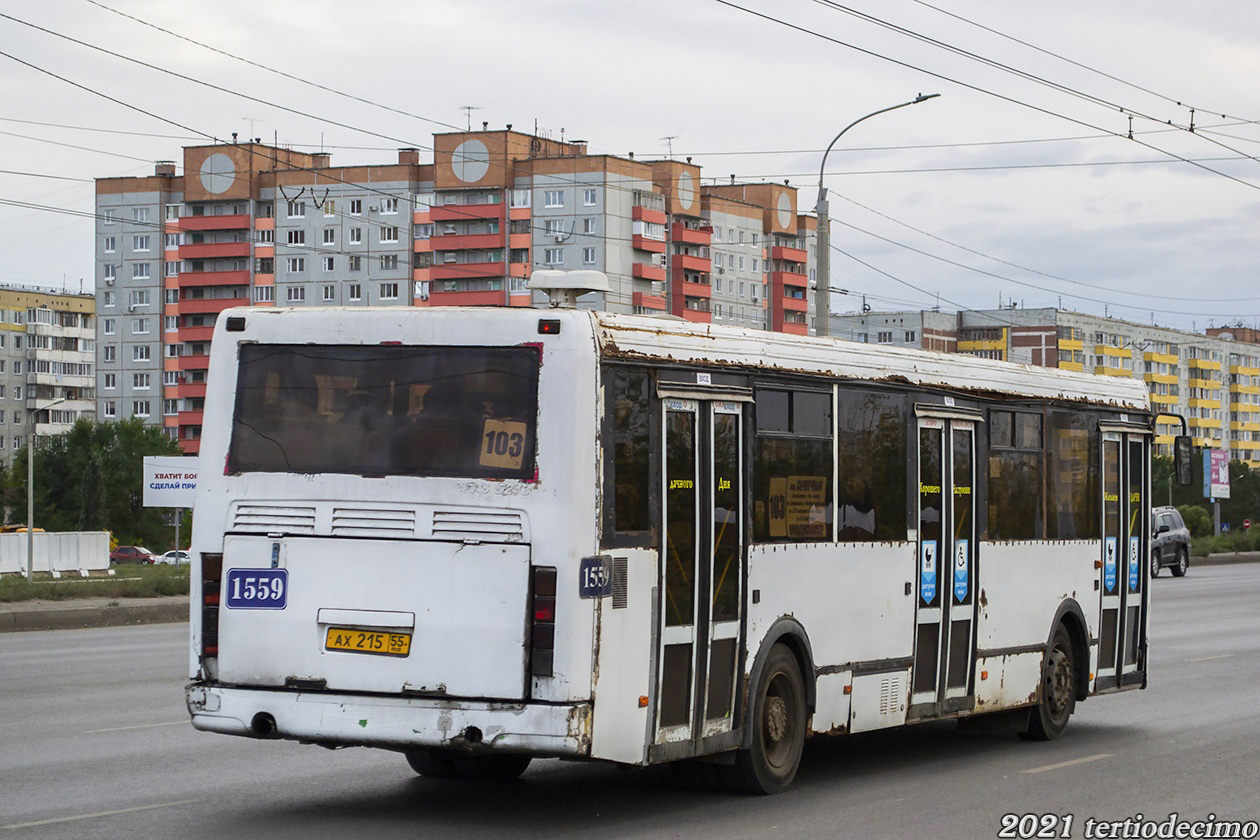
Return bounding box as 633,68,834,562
224,568,288,610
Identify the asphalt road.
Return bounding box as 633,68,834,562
2,565,1258,840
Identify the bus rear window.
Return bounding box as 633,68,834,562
228,344,539,479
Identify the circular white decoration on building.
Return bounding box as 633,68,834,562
451,139,491,183
199,153,236,194
776,192,793,229
677,172,695,210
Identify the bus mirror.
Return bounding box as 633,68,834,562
1174,436,1193,485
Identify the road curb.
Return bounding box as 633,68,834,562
1195,552,1260,566
0,600,188,633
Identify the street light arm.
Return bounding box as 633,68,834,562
816,93,940,205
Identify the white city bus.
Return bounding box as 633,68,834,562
187,303,1152,794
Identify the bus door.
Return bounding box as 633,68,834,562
1097,428,1149,690
911,414,978,716
655,396,745,755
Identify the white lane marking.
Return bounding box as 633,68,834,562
1022,753,1113,774
84,720,186,734
3,799,200,830
1188,654,1233,662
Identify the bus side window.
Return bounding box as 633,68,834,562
835,390,907,542
752,387,833,543
988,409,1044,540
604,368,653,543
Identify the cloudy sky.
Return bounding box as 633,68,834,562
2,0,1259,332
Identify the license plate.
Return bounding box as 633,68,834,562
324,627,412,657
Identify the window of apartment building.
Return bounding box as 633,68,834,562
414,193,435,209
254,285,274,303
713,227,722,242
583,218,597,235
132,318,150,334
583,188,597,206
380,226,399,243
414,224,433,240
348,227,362,245
544,248,563,264
256,257,274,274
104,373,117,390
544,190,564,208
905,331,917,342
380,282,399,300
163,371,178,386
877,331,893,343
165,204,181,221
287,229,305,246
132,208,149,223
583,247,597,265
415,252,433,268
133,401,151,417
323,200,336,217
380,254,399,270
164,233,181,248
164,399,179,416
102,209,115,224
132,235,150,252
133,346,150,361
103,265,116,281
544,219,564,237
286,257,305,273
287,201,306,218
103,346,116,362
132,264,150,279
257,229,275,244
348,284,362,301
322,228,335,246
322,256,335,272
349,199,362,215
165,315,178,331
103,318,115,335
103,236,116,253
164,261,180,278
287,286,306,303
381,198,399,214
129,290,150,307
510,189,531,208
133,373,151,389
322,285,336,301
12,362,21,376
349,256,361,272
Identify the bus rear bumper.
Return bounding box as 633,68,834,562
186,684,591,757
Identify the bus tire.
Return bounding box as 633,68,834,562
720,644,806,795
1021,624,1076,742
451,754,533,781
405,748,458,778
1171,547,1189,578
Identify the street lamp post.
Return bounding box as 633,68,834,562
815,93,940,337
26,397,69,583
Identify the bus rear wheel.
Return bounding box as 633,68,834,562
406,749,532,781
720,644,806,795
405,748,458,778
1021,624,1076,742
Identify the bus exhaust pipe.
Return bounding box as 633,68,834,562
251,712,279,738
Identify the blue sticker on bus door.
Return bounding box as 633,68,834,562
920,540,938,605
1103,537,1117,593
224,568,288,610
953,539,969,602
1128,536,1140,592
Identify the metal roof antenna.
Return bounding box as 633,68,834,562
528,269,610,309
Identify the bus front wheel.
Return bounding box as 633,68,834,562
1021,624,1076,742
720,644,806,795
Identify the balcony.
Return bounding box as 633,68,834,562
671,253,711,273
632,205,667,225
178,437,201,456
632,235,666,254
179,269,250,287
771,245,807,263
177,325,214,343
178,241,250,260
679,308,712,325
632,262,666,283
178,410,205,427
174,382,207,399
430,232,505,251
780,294,809,313
430,203,503,222
632,291,667,311
177,296,249,315
175,354,211,371
671,223,711,245
180,213,251,231
676,279,712,299
426,289,505,307
780,321,808,336
430,262,504,281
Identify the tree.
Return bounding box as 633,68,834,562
8,418,186,550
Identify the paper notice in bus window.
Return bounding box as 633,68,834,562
479,419,528,470
787,475,828,539
768,476,787,538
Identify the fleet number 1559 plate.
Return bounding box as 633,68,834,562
324,627,411,657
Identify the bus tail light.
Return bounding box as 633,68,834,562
530,566,557,678
201,552,223,659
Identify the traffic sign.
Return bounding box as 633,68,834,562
1245,519,1252,531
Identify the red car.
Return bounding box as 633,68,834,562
110,545,157,565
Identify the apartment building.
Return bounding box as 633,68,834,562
0,286,95,466
831,306,1260,465
95,130,819,453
